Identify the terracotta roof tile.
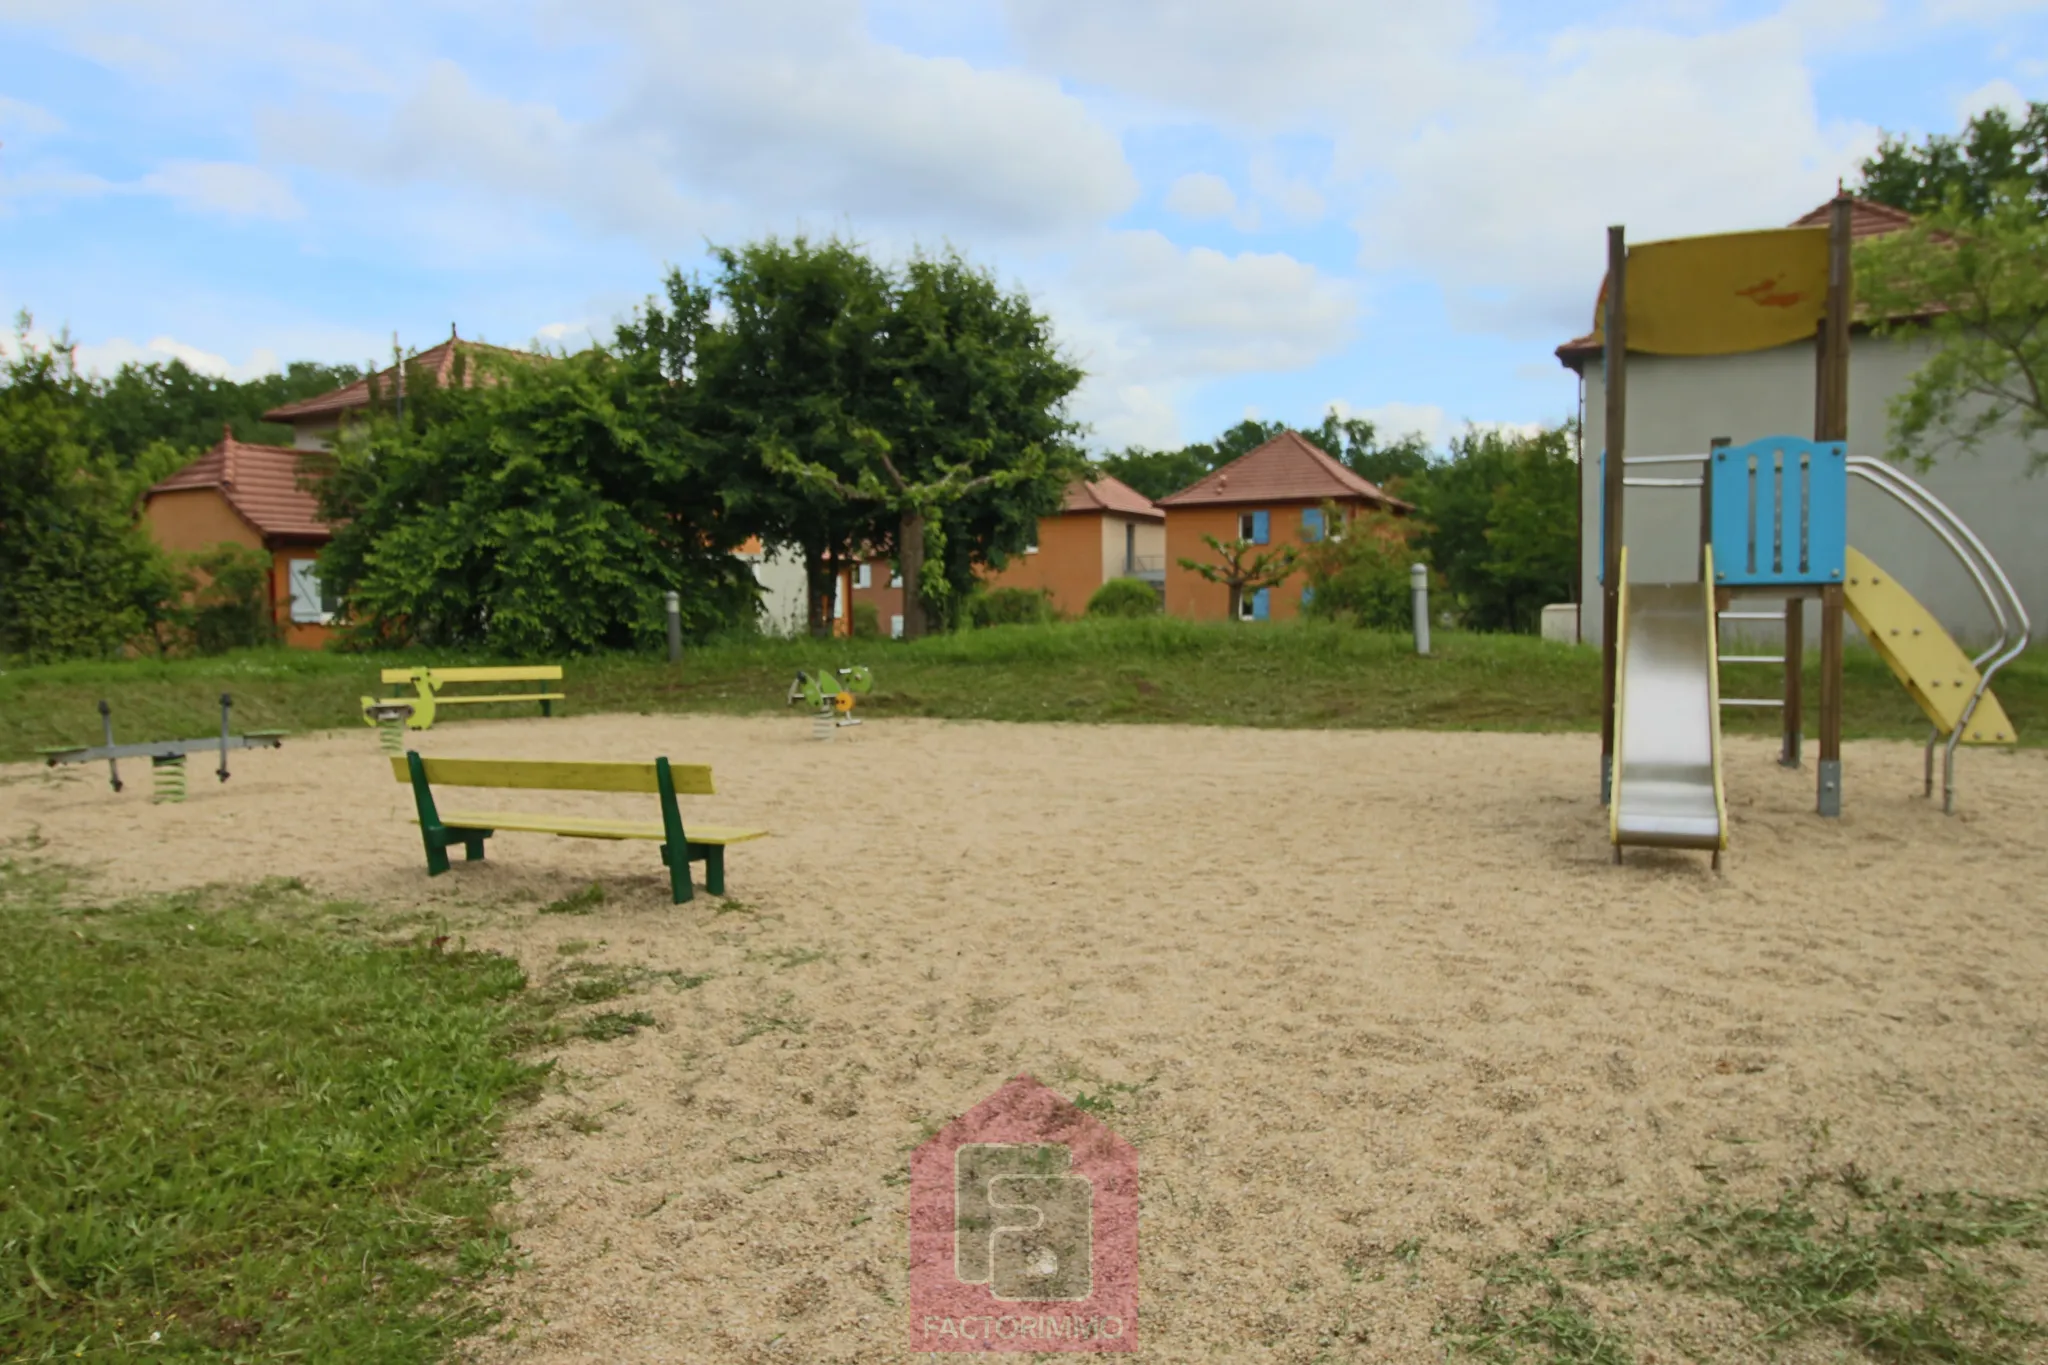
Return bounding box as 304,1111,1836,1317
1063,475,1163,520
262,332,540,423
1555,195,1920,368
146,433,329,542
1156,430,1409,510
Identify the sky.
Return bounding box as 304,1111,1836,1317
2,0,2044,455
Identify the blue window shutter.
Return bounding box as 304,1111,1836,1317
1301,585,1314,608
1301,507,1324,542
1253,588,1271,620
1251,510,1270,544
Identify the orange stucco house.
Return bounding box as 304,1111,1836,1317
840,475,1165,632
1159,430,1409,622
981,475,1164,616
142,432,339,648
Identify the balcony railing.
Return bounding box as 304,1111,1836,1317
1122,554,1166,579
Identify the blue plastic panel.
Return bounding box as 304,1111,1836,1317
1709,437,1846,587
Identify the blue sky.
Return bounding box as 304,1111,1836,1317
2,0,2044,453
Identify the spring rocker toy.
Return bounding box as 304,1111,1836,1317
786,666,873,740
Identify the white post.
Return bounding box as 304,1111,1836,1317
665,590,683,663
1410,564,1431,656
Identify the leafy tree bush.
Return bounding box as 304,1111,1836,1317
1855,183,2048,473
1405,424,1577,633
309,346,759,655
0,318,185,662
850,601,883,639
1298,506,1416,630
1856,100,2047,220
86,357,365,468
967,587,1055,628
1086,577,1161,618
182,543,278,654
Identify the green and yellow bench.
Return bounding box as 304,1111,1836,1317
363,666,565,731
392,754,768,903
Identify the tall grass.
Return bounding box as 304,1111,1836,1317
0,866,552,1361
3,618,2041,760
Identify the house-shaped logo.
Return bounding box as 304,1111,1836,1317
909,1075,1138,1352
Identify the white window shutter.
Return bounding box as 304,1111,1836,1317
288,561,325,624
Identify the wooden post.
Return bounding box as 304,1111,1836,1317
1814,194,1852,815
1599,226,1627,805
1781,597,1803,767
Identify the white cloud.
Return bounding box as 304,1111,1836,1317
1248,153,1326,224
1923,0,2048,20
1163,171,1240,222
1350,17,1880,338
0,95,64,137
588,1,1136,240
139,160,304,220
1047,231,1358,447
1003,0,1485,133
0,322,282,382
1956,76,2033,122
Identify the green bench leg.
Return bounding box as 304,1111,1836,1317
659,842,695,905
698,844,726,897
541,698,553,718
422,830,451,877
456,829,492,862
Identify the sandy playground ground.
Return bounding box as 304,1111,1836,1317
4,713,2048,1363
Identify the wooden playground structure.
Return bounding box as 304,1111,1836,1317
1597,197,2028,866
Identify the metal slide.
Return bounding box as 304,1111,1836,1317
1610,548,1729,866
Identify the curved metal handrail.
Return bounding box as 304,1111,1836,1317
1846,457,2031,812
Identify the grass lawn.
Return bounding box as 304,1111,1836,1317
4,618,2043,762
0,864,552,1362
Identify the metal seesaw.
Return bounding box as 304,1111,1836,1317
34,694,289,802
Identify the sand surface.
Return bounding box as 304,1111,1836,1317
5,715,2048,1363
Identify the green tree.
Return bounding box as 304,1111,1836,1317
1407,423,1577,633
1855,101,2048,219
1298,503,1416,630
0,317,182,662
1855,182,2048,473
308,344,758,655
681,237,896,635
86,358,364,467
1177,534,1299,622
700,241,1080,638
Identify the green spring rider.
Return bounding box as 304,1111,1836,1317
787,666,873,739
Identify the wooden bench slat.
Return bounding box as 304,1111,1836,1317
388,756,715,795
395,750,757,903
379,666,564,684
432,692,569,705
434,811,768,844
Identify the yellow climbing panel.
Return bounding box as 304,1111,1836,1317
1842,546,2017,745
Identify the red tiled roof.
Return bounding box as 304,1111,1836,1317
1156,430,1409,510
145,432,329,542
263,332,539,423
1063,475,1163,520
1554,196,1919,368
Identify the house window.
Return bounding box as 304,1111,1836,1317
1239,587,1270,622
286,559,334,625
1301,507,1325,542
888,564,902,588
1025,534,1039,554
1237,511,1269,544
890,614,904,639
855,563,872,589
